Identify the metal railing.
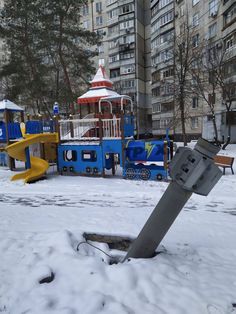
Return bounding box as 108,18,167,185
102,118,121,138
59,117,121,140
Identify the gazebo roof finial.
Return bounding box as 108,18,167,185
90,65,113,89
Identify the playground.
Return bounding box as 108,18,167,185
0,67,173,184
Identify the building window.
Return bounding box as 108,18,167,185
192,34,199,47
191,117,199,129
152,71,160,83
192,13,199,27
160,84,174,96
107,0,117,5
224,33,236,50
152,103,161,113
208,93,216,104
96,2,102,13
120,20,134,30
192,0,200,6
109,54,119,63
152,87,160,97
120,51,135,60
110,68,120,78
192,97,198,109
151,37,158,50
161,102,174,112
160,10,174,27
224,4,236,27
160,30,174,44
160,119,172,128
121,80,135,89
98,45,104,54
153,120,160,129
161,67,174,79
158,50,172,63
224,62,236,77
120,34,135,44
108,8,119,20
109,39,119,49
81,5,89,16
113,81,121,91
108,24,119,36
209,0,218,16
83,20,90,29
159,0,173,9
151,3,158,17
96,16,103,26
208,23,217,38
120,4,134,14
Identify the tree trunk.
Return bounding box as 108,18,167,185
227,110,231,139
179,95,187,146
212,115,218,142
59,15,73,99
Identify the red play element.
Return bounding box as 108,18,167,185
77,65,121,104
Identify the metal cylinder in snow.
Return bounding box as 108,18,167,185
124,138,222,260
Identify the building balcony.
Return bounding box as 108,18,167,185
118,12,135,21
223,0,235,11
119,58,135,65
225,45,236,60
107,16,119,26
109,45,120,54
224,74,236,84
119,43,133,52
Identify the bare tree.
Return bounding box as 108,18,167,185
214,47,235,144
173,22,201,146
191,43,220,143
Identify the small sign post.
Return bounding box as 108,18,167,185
53,102,59,115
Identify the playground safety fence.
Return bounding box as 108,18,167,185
59,117,121,140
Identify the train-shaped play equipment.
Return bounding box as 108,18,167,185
58,95,173,181
1,66,173,183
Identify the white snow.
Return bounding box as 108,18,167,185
0,145,236,314
77,88,121,101
0,99,24,112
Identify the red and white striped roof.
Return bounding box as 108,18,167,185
77,65,121,104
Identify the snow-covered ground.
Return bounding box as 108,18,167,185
0,145,236,314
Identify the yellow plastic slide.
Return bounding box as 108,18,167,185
6,133,58,183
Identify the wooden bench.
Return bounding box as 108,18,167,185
214,155,234,175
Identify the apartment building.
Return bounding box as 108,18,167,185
151,0,236,142
219,0,236,142
80,0,152,136
150,0,175,138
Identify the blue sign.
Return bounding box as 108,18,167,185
53,103,59,115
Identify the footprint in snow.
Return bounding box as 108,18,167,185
207,304,224,314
